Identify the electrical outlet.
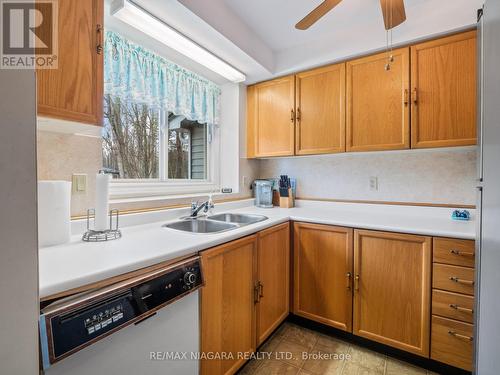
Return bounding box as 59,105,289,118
369,176,378,191
242,175,248,187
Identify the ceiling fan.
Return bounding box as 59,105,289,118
295,0,406,30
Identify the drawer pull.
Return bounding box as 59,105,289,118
450,249,475,257
448,330,473,342
450,304,474,314
449,276,474,285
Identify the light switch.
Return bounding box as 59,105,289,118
72,174,87,193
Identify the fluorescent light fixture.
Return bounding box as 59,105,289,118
110,0,246,83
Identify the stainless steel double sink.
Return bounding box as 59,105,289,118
163,213,268,234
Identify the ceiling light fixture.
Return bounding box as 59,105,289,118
110,0,246,83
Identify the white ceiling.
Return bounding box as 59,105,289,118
106,0,482,84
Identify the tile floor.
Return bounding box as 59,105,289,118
238,323,438,375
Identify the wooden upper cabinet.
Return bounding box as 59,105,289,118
200,236,257,375
256,223,290,346
353,230,431,356
295,64,346,155
346,47,410,152
37,0,104,125
411,31,477,148
293,222,353,331
249,75,295,157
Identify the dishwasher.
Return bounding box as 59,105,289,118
39,256,203,375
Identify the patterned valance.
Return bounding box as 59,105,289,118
104,31,221,126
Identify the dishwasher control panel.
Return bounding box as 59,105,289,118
39,257,203,370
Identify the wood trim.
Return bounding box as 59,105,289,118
294,197,475,209
40,253,193,302
246,85,257,158
295,63,346,155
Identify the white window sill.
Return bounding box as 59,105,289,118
110,191,241,205
109,180,221,200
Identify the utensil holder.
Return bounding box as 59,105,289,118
279,188,295,208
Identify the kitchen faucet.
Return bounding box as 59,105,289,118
190,196,215,217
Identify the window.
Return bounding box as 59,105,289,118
103,94,219,199
103,31,222,199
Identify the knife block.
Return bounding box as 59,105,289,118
279,188,295,208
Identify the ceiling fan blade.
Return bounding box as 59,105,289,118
295,0,343,30
380,0,406,30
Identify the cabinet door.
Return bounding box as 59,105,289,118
411,31,477,148
37,0,103,125
353,230,431,356
256,223,290,346
346,48,410,151
293,222,353,331
254,76,295,157
201,235,257,375
295,64,346,155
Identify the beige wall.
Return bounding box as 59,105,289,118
37,131,102,216
259,147,477,205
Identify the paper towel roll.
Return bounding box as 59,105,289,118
94,172,110,231
38,181,71,247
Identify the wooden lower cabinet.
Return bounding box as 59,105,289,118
431,316,474,371
353,229,432,356
256,223,290,346
293,222,353,331
200,235,257,375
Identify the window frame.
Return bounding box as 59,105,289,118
108,108,220,200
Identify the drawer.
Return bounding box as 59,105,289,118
431,315,473,371
432,290,474,323
433,238,475,268
433,264,475,295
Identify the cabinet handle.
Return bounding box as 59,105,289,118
354,274,360,291
259,282,264,298
96,24,103,55
296,108,301,122
449,304,474,314
450,249,475,257
412,88,418,104
449,276,475,286
346,272,352,290
448,330,473,342
290,109,295,123
404,89,409,106
254,282,261,304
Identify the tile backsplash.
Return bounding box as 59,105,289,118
258,147,477,206
37,128,477,217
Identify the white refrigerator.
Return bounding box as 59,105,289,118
475,1,500,374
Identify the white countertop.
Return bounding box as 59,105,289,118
39,199,475,299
